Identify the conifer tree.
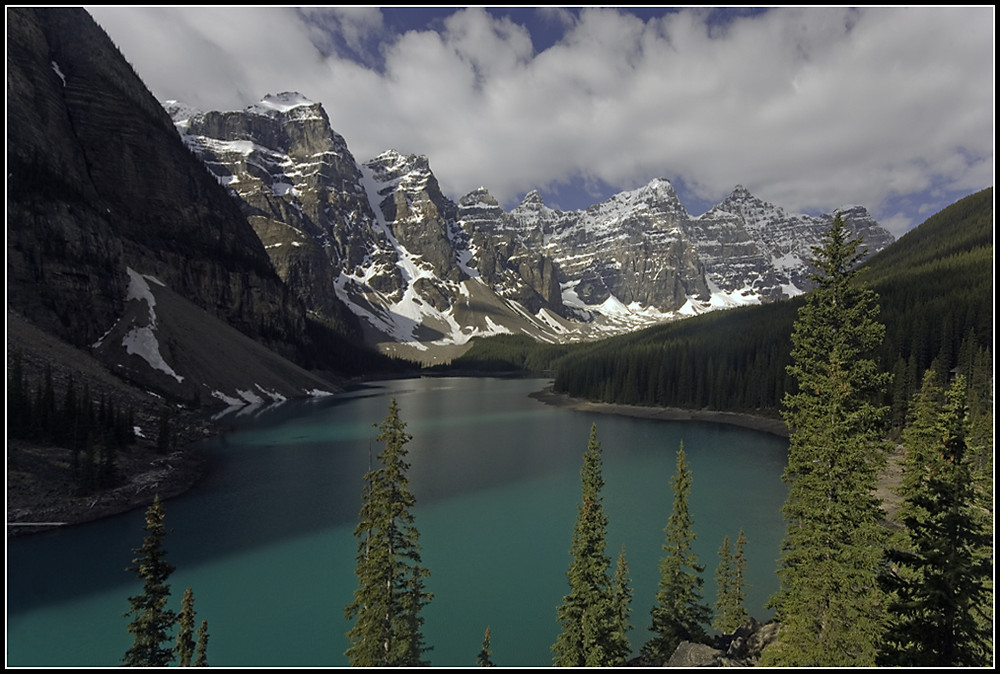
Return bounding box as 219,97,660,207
897,370,946,524
123,495,178,667
79,433,97,495
763,214,890,666
965,348,994,480
553,424,630,666
61,373,77,448
713,535,734,633
344,399,432,666
477,625,495,667
30,380,44,440
713,530,749,633
642,443,710,663
733,530,749,621
99,434,118,488
175,587,196,666
194,620,209,667
610,545,634,663
880,376,993,666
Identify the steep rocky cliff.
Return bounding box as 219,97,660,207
697,185,895,299
6,8,354,404
458,187,564,314
516,178,711,312
169,94,377,336
175,104,579,361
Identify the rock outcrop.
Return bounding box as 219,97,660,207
175,109,580,357
698,185,895,298
515,179,711,312
171,93,376,336
660,619,782,667
458,187,565,314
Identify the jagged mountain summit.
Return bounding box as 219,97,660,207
698,185,893,298
170,92,894,361
171,95,583,362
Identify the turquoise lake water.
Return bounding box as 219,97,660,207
6,376,788,666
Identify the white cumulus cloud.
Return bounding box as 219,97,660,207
88,6,993,236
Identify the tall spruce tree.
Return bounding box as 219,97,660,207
122,495,178,667
194,620,209,667
713,530,749,633
897,370,948,522
477,626,495,667
553,424,631,666
610,545,634,662
344,399,432,666
642,443,710,663
713,535,735,633
175,587,196,667
733,531,749,623
762,214,890,667
880,375,993,666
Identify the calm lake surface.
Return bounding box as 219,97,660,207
6,376,788,667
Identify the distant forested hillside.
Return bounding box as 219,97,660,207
551,300,797,414
449,188,993,428
856,188,993,426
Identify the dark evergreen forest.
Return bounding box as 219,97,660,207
447,188,993,431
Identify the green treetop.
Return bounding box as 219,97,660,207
174,587,197,667
477,625,495,667
344,399,432,666
880,375,993,666
122,495,178,667
194,620,209,667
610,544,634,661
642,443,711,663
553,424,632,666
897,370,948,523
763,214,890,666
713,530,750,633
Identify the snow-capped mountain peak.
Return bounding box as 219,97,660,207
252,91,319,114
167,95,894,361
162,99,201,127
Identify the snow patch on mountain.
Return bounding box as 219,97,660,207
120,268,184,383
247,92,326,122
50,60,66,86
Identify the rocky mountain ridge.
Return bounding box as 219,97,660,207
7,9,360,409
171,92,894,361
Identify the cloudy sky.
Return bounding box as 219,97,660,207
87,6,993,236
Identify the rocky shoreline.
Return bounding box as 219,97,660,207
6,310,224,537
6,409,216,537
529,387,790,437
